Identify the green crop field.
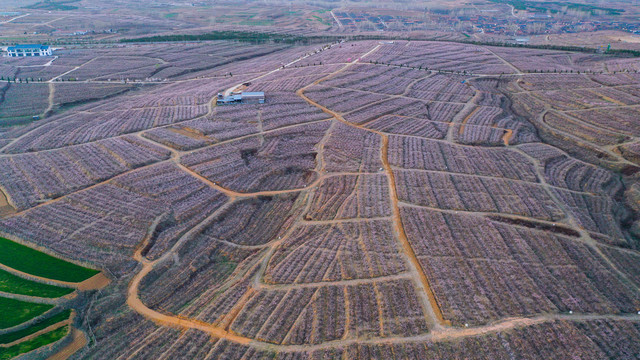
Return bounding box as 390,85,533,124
0,237,99,283
0,325,69,360
0,310,71,345
0,269,74,298
0,297,53,329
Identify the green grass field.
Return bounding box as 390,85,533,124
0,237,98,283
0,297,53,329
0,269,74,298
0,325,69,360
0,310,71,345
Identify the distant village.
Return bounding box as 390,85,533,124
333,10,640,37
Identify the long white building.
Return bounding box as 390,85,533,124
6,44,52,57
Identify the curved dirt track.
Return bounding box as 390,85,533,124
125,43,453,349
46,328,87,360
122,42,640,354
126,258,252,345
295,49,449,328
0,318,71,349
0,262,109,291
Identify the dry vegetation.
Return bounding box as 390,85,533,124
0,37,638,359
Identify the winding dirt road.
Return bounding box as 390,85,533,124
295,46,449,328
121,42,640,354
46,328,87,360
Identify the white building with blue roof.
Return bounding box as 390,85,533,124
6,44,52,57
217,92,265,105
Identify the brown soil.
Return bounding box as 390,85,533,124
126,259,252,345
170,127,214,142
76,273,111,291
295,49,450,328
0,263,109,291
0,188,15,217
458,107,480,136
487,215,581,237
0,319,71,348
46,328,86,360
502,129,513,146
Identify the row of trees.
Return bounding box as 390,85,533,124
367,60,639,75
0,76,44,83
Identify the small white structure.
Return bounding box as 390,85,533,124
6,44,52,57
217,92,265,105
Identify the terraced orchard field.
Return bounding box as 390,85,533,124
0,236,104,359
0,40,639,359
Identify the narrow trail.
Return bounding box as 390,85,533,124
330,11,343,28
295,44,448,329
0,186,15,217
122,42,640,354
0,255,109,291
535,108,635,166
127,202,255,345
175,163,316,200
502,129,513,146
484,47,523,75
256,272,413,291
127,256,252,345
48,58,95,83
46,328,87,360
6,159,173,216
0,317,71,348
447,90,481,142
222,41,342,98
177,162,373,200
0,13,30,24
513,147,640,294
457,106,480,136
44,82,55,116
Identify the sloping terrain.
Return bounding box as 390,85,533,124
0,40,638,359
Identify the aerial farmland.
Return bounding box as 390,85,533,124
0,1,639,359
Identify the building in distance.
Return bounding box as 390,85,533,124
6,44,53,57
217,92,265,105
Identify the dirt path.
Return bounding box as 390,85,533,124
177,163,370,200
502,129,513,146
127,257,252,345
76,273,111,291
535,109,634,166
0,187,15,217
513,147,640,294
447,90,481,142
0,317,71,348
222,42,342,98
295,44,448,329
257,273,413,291
330,11,343,28
0,13,30,24
44,82,55,116
46,328,86,360
457,106,480,136
121,42,640,353
484,47,523,75
0,260,108,291
175,163,322,200
127,201,253,345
